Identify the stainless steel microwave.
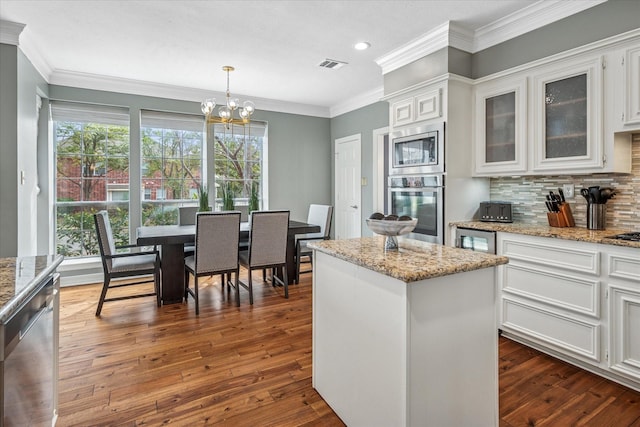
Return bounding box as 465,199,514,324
389,122,444,175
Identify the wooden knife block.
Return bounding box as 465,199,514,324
547,204,575,228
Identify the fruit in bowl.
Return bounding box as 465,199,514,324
365,214,418,251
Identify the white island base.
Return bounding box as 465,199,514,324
312,251,499,427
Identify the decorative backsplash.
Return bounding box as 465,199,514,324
490,134,640,231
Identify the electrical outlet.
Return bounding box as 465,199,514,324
562,184,574,199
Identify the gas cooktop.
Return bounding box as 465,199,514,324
609,232,640,242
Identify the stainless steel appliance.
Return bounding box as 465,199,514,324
388,174,444,244
455,228,496,254
1,273,59,426
479,201,513,223
389,122,444,175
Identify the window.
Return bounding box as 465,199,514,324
52,101,130,257
141,111,205,225
211,122,267,211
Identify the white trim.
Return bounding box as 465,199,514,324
0,20,25,45
49,69,331,118
61,272,103,287
375,22,472,75
375,0,607,75
371,126,388,214
330,86,385,118
473,0,607,53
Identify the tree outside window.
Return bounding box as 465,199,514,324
140,111,205,225
54,117,130,257
211,123,266,212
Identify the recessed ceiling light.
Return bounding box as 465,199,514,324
354,42,371,51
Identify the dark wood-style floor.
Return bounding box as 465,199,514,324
58,272,640,426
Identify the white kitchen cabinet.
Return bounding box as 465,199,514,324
497,232,640,392
473,77,527,175
389,86,442,129
624,46,640,125
498,233,602,363
532,56,604,172
606,247,640,383
471,32,639,177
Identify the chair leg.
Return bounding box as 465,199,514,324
194,276,200,315
185,270,190,300
248,269,254,305
283,265,289,299
234,268,240,307
295,252,300,285
262,268,266,282
95,276,111,316
155,266,161,307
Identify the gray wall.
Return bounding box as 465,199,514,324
330,101,389,236
0,44,18,257
0,44,48,257
473,0,640,78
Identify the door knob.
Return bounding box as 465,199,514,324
350,205,358,209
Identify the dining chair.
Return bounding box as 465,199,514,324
295,204,333,284
238,210,290,304
179,206,199,257
184,211,241,314
94,210,161,316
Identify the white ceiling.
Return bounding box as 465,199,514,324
0,0,603,116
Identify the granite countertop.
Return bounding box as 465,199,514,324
308,236,508,283
450,221,640,249
0,255,64,323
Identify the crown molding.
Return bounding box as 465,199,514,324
49,69,331,118
0,20,25,45
375,21,473,75
473,0,607,52
375,0,607,75
330,86,385,118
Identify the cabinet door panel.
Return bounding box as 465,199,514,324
533,56,603,171
414,89,441,122
609,284,640,382
474,78,527,175
391,98,414,128
502,297,600,362
624,46,640,124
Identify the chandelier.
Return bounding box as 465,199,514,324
201,66,255,127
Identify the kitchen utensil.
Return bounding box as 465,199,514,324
558,188,565,202
580,188,591,203
599,187,616,203
589,186,601,203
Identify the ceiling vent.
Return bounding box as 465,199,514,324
318,59,348,70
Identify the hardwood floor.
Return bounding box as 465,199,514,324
58,273,640,426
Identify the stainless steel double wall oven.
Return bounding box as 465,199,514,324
388,122,445,244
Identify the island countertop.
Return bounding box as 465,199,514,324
451,221,640,249
308,236,508,283
0,255,64,323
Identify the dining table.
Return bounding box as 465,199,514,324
136,220,321,304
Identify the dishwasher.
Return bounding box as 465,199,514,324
455,228,497,254
1,273,59,426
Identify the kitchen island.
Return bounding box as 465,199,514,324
309,237,508,427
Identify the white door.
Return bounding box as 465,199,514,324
335,134,361,239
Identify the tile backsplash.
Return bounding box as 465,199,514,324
490,134,640,231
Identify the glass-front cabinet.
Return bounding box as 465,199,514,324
473,78,527,175
532,56,603,172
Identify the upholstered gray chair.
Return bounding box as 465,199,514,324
295,204,333,283
238,210,290,304
184,211,241,314
179,206,199,256
94,210,161,316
